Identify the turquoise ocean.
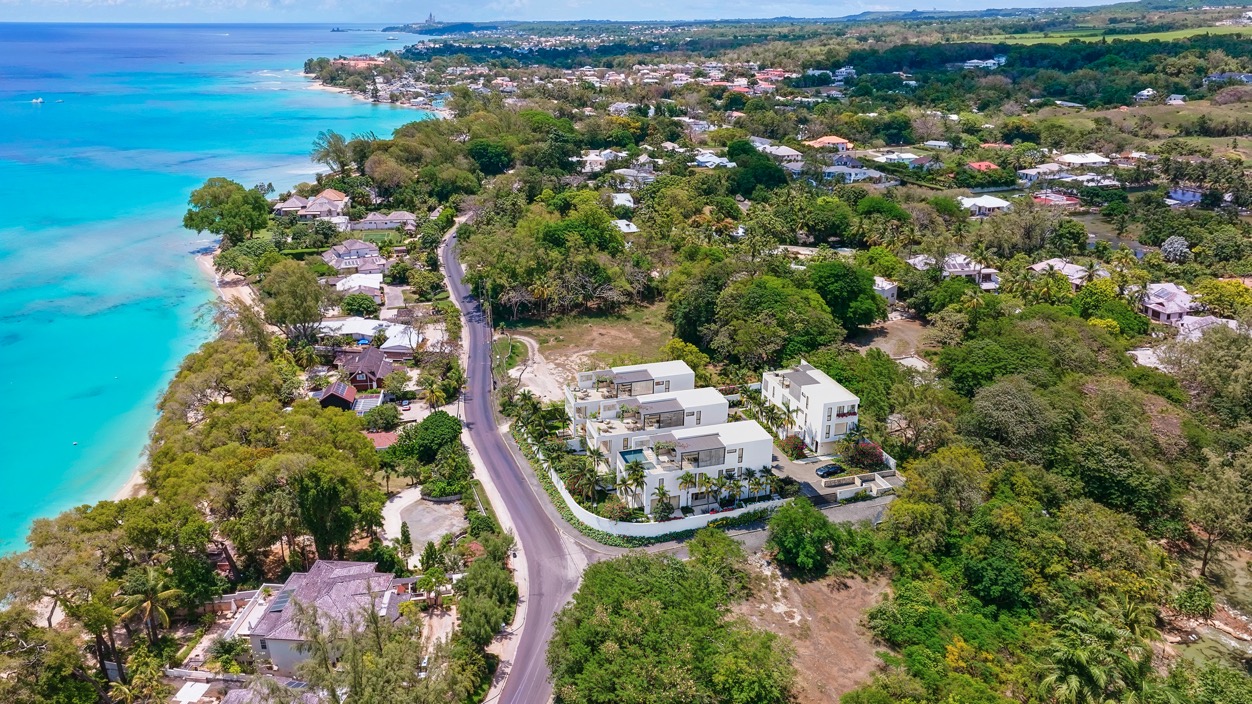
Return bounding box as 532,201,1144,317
0,23,426,552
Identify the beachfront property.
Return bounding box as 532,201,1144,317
317,317,423,359
1028,258,1108,292
223,561,412,676
323,239,390,274
906,252,1000,291
277,188,350,222
615,420,775,516
760,361,860,455
565,360,696,438
330,272,384,303
1140,282,1195,326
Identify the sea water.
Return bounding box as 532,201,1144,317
0,23,427,552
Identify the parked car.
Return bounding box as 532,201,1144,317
815,463,845,478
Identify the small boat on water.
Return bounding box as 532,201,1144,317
387,36,398,40
31,97,43,104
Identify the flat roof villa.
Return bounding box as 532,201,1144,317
907,253,1000,291
761,361,860,455
586,386,729,462
565,360,696,432
616,420,774,516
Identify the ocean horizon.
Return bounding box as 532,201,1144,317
0,23,428,553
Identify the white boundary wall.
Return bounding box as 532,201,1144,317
521,434,787,538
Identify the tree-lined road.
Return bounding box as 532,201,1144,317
441,227,581,704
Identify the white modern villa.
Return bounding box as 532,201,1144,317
564,360,697,437
584,386,729,462
760,361,860,455
615,420,775,515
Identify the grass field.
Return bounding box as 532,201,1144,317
500,302,672,367
973,24,1252,44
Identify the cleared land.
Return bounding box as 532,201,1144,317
500,302,672,370
974,24,1252,44
734,562,890,704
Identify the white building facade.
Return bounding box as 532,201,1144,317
761,361,860,455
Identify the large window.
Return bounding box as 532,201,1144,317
644,410,685,429
681,448,726,469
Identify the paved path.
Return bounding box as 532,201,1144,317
441,225,586,704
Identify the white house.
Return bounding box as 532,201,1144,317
583,387,729,468
761,361,860,455
565,361,697,435
873,276,899,303
1134,88,1157,102
1017,163,1067,185
322,239,389,274
907,252,1000,291
691,152,736,169
295,189,349,221
616,420,774,515
352,211,417,232
923,140,952,150
1178,315,1240,342
611,193,635,209
760,144,803,162
1056,152,1111,168
317,317,424,359
958,195,1011,217
874,151,921,164
611,219,640,234
1141,282,1194,326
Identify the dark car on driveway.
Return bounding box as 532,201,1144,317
815,463,845,478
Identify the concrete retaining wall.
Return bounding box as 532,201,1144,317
521,435,786,538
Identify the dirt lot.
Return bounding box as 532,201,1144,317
734,559,890,703
501,303,673,400
847,315,928,358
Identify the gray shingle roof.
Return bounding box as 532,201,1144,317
251,561,396,641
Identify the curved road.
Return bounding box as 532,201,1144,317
441,227,579,704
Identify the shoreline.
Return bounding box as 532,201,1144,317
108,250,258,504
302,73,452,118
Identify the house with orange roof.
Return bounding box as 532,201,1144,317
967,161,1000,172
803,135,853,151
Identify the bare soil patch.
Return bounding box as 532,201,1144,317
847,315,928,358
734,558,890,703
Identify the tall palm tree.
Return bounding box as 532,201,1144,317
422,385,448,410
748,475,766,499
677,472,698,506
623,460,647,507
584,444,608,473
565,458,600,504
652,484,673,517
114,567,184,644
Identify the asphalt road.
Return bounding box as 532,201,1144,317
441,228,579,704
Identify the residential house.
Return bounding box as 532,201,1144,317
873,276,898,303
322,240,389,274
578,149,627,174
616,421,774,515
907,252,1000,291
1166,94,1187,105
963,59,999,70
1134,88,1157,102
690,152,736,169
565,361,696,437
235,561,410,675
1204,72,1252,85
831,154,863,168
1056,153,1110,168
296,189,349,221
317,318,424,359
273,195,309,216
1178,315,1240,342
611,168,656,189
910,155,940,171
335,347,394,391
583,387,729,468
1141,282,1194,326
760,144,803,163
317,382,356,411
967,161,1000,172
761,360,860,455
923,140,952,150
874,150,921,164
958,195,1011,217
352,211,417,232
612,219,640,234
1028,258,1108,292
608,101,638,116
611,193,635,209
1017,163,1067,185
822,164,888,184
803,135,853,151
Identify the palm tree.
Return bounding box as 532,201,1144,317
748,475,766,500
310,129,351,176
652,484,673,517
623,460,647,507
423,385,448,410
114,567,184,644
584,443,608,473
677,472,698,506
565,458,600,504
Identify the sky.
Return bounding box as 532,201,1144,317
0,0,1116,24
